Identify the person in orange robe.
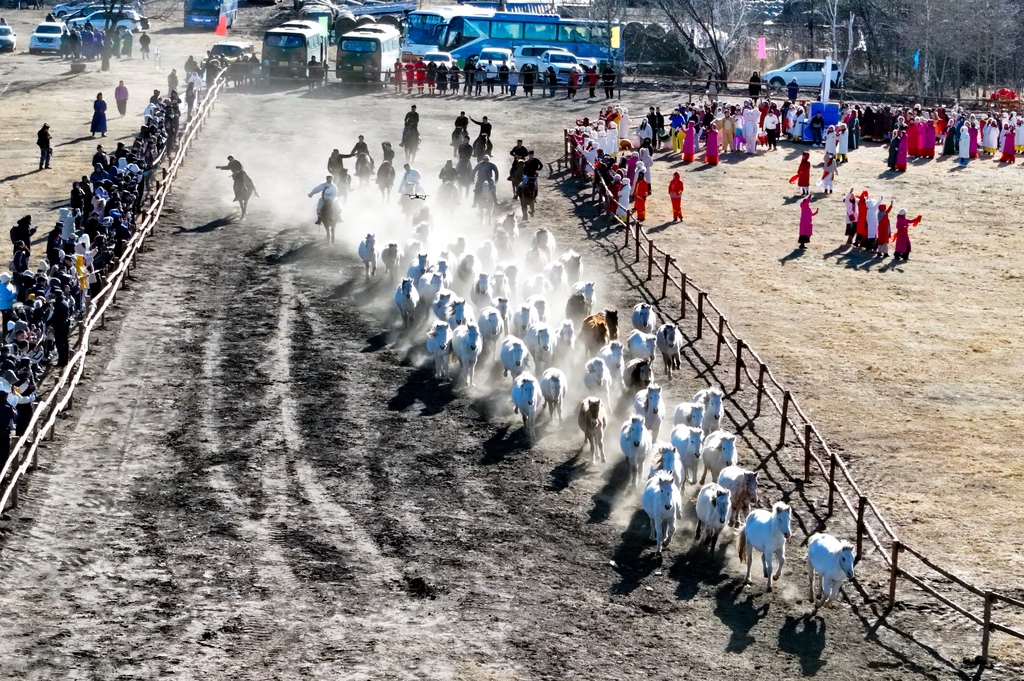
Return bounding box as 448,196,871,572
855,191,869,247
634,170,650,221
668,171,684,220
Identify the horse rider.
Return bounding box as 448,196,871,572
520,150,543,192
216,155,258,205
307,175,339,224
350,135,371,157
328,148,354,184
404,105,419,134
509,138,528,176
454,111,469,135
472,154,499,206
439,159,457,184
469,115,493,157
398,163,422,197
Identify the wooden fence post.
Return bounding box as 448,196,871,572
661,255,671,299
803,424,812,482
714,316,726,364
680,273,687,318
779,391,790,446
696,292,705,339
624,218,630,248
646,239,654,281
734,340,745,392
755,363,766,416
634,221,641,263
827,450,837,515
856,495,867,563
888,541,901,608
10,477,17,510
981,592,993,666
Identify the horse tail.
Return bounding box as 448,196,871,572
737,528,747,561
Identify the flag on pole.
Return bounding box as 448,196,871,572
913,50,920,69
215,13,227,37
757,37,767,59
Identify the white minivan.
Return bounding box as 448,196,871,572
477,46,514,69
762,59,843,88
537,49,580,83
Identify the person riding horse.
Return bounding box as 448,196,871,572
452,111,470,156
472,155,499,207
469,115,493,161
308,175,340,227
217,155,258,217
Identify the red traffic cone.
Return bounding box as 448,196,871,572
215,14,227,36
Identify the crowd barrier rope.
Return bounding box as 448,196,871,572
562,128,1023,668
0,73,228,519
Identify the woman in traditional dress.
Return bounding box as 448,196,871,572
843,188,858,244
789,151,811,196
959,124,971,166
875,200,894,256
682,119,697,162
633,170,649,221
893,209,922,260
817,152,838,194
668,172,684,221
999,123,1016,163
615,176,631,217
704,124,719,165
90,92,108,138
895,129,909,171
797,196,817,249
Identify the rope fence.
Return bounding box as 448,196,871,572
564,128,1023,667
0,73,228,519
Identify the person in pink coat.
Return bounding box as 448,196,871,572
999,124,1017,163
968,123,979,158
682,119,697,162
893,209,922,261
704,125,719,165
798,196,817,249
921,120,936,158
895,132,909,171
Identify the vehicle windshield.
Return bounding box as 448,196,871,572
480,51,507,61
424,52,448,62
36,25,63,33
187,0,220,13
265,34,304,48
549,53,576,64
341,39,377,53
0,27,11,35
405,12,445,46
212,44,245,56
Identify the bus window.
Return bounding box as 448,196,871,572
342,39,377,52
489,20,523,40
524,22,557,42
266,34,304,48
405,13,445,46
558,25,589,43
444,16,488,49
590,25,610,43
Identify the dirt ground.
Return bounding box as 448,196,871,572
0,3,1022,679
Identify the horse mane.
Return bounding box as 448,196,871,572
652,469,675,484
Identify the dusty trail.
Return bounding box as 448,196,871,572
0,91,1003,679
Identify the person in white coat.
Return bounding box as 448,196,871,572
864,195,882,250
616,176,631,217
836,123,850,162
307,175,339,224
619,108,631,140
742,107,758,154
824,125,838,155
958,125,971,166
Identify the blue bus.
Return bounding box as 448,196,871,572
184,0,238,28
402,5,623,68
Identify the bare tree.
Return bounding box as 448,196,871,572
653,0,753,81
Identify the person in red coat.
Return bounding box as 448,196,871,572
393,59,404,91
404,61,415,93
788,151,811,195
893,209,922,260
668,171,684,220
855,191,869,247
414,58,426,93
633,170,650,221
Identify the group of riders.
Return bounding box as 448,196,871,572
220,106,544,241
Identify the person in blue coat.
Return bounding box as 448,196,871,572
90,92,107,137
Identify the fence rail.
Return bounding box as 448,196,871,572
566,129,1022,667
0,74,227,518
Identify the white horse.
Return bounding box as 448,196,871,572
477,306,504,357
655,323,683,379
739,502,792,592
452,323,482,386
717,465,759,527
583,357,613,404
381,243,401,278
626,330,658,364
700,430,738,483
539,368,568,422
642,470,682,557
357,233,377,278
672,400,704,429
394,278,419,330
619,415,652,488
525,322,556,374
632,384,663,438
425,321,451,381
807,533,855,611
669,425,702,487
631,303,657,334
511,372,540,441
694,387,724,437
500,336,531,379
695,482,732,551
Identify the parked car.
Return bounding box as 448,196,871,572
52,0,95,18
0,25,15,52
210,41,255,63
511,44,556,71
477,46,513,69
29,21,68,54
762,59,842,89
423,51,454,68
537,49,581,83
67,8,148,32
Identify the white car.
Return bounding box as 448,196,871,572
52,0,96,18
29,22,68,54
423,51,454,68
477,47,513,69
762,59,842,89
67,9,147,32
0,25,16,53
537,49,580,83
